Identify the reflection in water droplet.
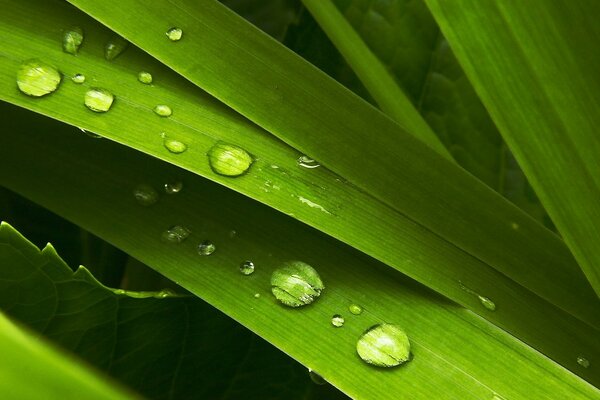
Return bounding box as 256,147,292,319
161,225,191,244
105,35,129,60
297,155,320,169
308,369,326,385
17,59,62,97
331,314,345,327
349,304,363,315
85,88,114,113
63,26,84,54
197,240,216,256
577,356,590,368
239,260,255,276
163,138,187,154
270,261,324,307
138,71,153,84
133,184,159,206
153,104,172,117
71,73,86,84
356,324,411,367
164,181,183,194
207,142,254,177
478,295,496,311
166,27,183,41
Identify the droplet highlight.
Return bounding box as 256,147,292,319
71,73,86,84
356,324,411,368
163,138,187,154
105,35,129,60
137,71,153,84
270,261,324,307
207,142,253,177
239,260,255,276
63,26,84,55
84,88,114,113
478,295,496,311
197,240,216,256
153,104,172,117
331,314,345,327
17,59,62,97
297,155,320,169
166,27,183,41
161,225,191,244
577,356,590,368
133,184,159,206
164,181,183,194
349,304,363,315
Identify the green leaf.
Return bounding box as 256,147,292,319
1,103,598,398
424,0,600,294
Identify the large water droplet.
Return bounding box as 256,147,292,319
207,142,253,177
85,88,114,113
17,59,62,97
577,356,590,368
133,184,159,206
331,314,345,327
308,369,326,385
270,261,324,307
197,240,216,256
71,73,85,84
239,260,255,276
297,155,320,169
164,181,183,194
349,304,363,315
105,35,129,60
166,27,183,41
161,225,191,244
356,324,411,368
478,295,496,311
138,71,153,84
163,138,187,154
153,104,172,117
63,26,83,55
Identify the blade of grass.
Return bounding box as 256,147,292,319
1,105,598,399
424,0,600,295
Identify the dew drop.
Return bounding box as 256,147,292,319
164,181,183,194
270,261,324,307
156,289,176,298
577,356,590,368
197,240,216,256
349,304,363,315
161,225,191,244
297,155,320,169
79,127,102,139
331,314,345,327
166,27,183,41
84,88,114,113
163,138,187,154
153,104,172,117
17,59,62,97
114,289,125,295
308,369,326,385
138,71,153,84
478,295,496,311
253,293,261,299
133,184,159,206
207,142,254,177
239,260,255,276
356,324,411,368
63,26,84,55
105,35,129,60
71,73,86,84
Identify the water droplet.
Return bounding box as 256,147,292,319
197,240,216,256
153,104,172,117
166,27,183,41
228,230,237,239
164,181,183,194
349,304,363,315
63,26,84,55
356,324,411,368
17,59,62,97
156,289,176,298
138,71,153,84
105,35,129,60
71,73,85,84
84,88,114,113
207,142,254,177
114,289,125,295
577,356,590,368
308,369,326,385
239,260,255,276
270,261,324,307
478,295,496,311
161,225,191,244
163,138,187,154
331,314,345,327
297,155,320,169
133,184,159,206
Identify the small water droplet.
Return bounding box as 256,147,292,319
576,356,590,368
63,26,84,55
478,295,496,311
349,304,363,315
156,289,176,298
308,369,326,385
133,184,159,206
164,181,183,194
239,260,255,276
166,27,183,41
254,293,261,299
138,71,153,84
79,127,102,139
114,289,125,295
270,261,324,307
228,230,237,239
297,155,320,169
208,142,254,177
153,104,172,117
197,240,216,256
71,73,86,84
356,324,411,368
105,35,129,60
163,138,187,154
161,225,191,244
17,59,62,97
84,88,114,113
331,314,345,327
